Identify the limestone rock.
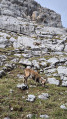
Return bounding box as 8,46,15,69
4,117,10,119
47,78,59,85
60,104,67,109
62,81,67,87
13,36,35,49
0,0,63,34
27,114,33,119
17,83,28,90
57,66,67,75
38,93,50,100
19,59,32,66
26,114,37,119
17,74,24,79
47,68,57,73
40,114,49,119
0,32,10,48
0,70,5,78
26,94,36,102
47,57,59,65
0,55,7,66
32,60,40,69
4,63,15,71
64,44,67,52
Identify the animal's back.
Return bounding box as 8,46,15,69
24,68,40,79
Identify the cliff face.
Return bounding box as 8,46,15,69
0,0,62,33
0,1,67,118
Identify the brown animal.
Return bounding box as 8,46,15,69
24,68,47,86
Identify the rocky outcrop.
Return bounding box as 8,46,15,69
0,0,62,34
0,0,67,86
0,24,67,86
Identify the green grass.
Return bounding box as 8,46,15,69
0,65,67,119
0,46,67,119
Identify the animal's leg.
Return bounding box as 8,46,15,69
35,78,39,86
24,76,28,84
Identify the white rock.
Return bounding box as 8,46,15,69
0,32,11,48
17,83,28,90
0,32,10,38
55,44,64,51
64,44,67,52
26,94,36,102
59,57,67,62
0,55,7,61
10,89,13,93
14,54,21,57
48,78,59,85
40,62,47,67
4,117,10,119
61,76,67,81
60,104,67,109
32,60,40,69
57,66,67,75
17,74,24,79
54,52,63,55
48,57,59,65
11,58,19,63
63,77,67,81
32,50,41,56
22,53,32,58
10,107,13,111
22,96,25,99
40,114,49,119
13,36,38,49
17,83,25,88
47,68,57,73
0,70,5,77
26,114,33,118
9,37,15,42
39,58,46,61
19,59,32,66
62,81,67,87
38,93,49,100
0,37,8,48
0,37,8,44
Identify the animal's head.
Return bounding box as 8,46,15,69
40,77,47,87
